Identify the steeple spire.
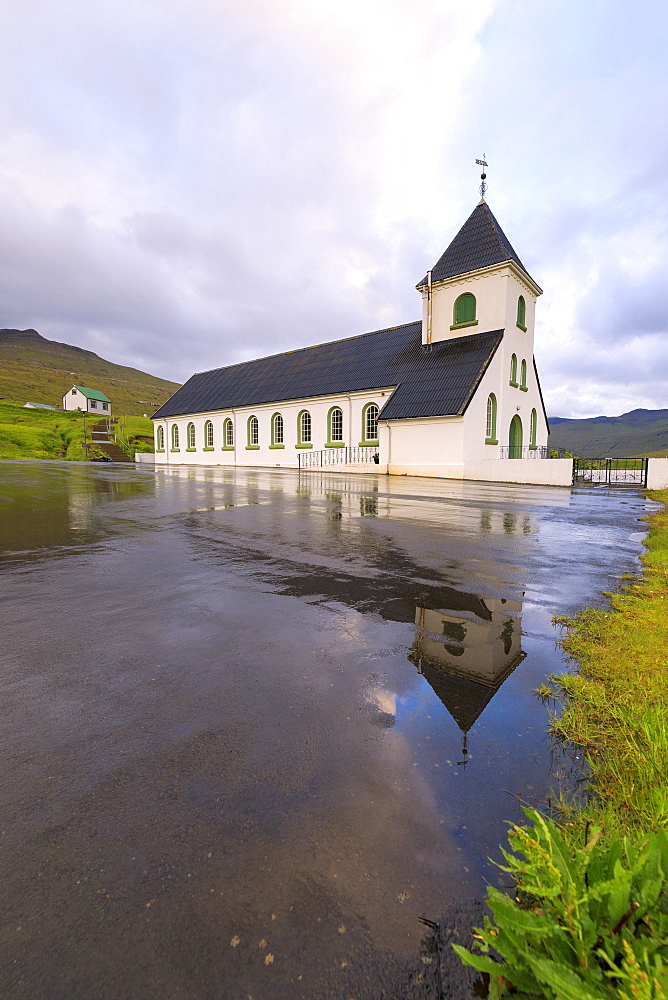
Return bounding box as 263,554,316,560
475,156,488,200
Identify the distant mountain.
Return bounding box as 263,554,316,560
548,409,668,458
0,328,180,416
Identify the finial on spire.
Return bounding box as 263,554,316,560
476,156,488,198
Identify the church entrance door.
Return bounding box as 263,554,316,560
509,414,523,459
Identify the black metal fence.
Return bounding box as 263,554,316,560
298,446,380,469
573,457,648,487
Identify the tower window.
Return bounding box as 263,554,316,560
485,393,497,444
509,353,518,387
520,359,528,391
530,408,538,449
517,295,527,330
451,292,477,330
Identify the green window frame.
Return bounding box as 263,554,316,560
246,414,259,449
270,412,284,448
360,402,379,445
530,408,538,449
296,409,312,448
171,423,180,451
517,295,527,331
222,417,234,450
485,393,498,444
509,353,518,387
326,406,344,447
520,359,528,391
203,420,214,449
451,292,477,330
186,422,196,450
156,425,165,452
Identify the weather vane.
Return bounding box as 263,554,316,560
476,156,488,198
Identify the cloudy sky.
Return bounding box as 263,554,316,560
0,0,666,418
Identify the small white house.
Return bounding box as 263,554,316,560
151,199,571,485
62,385,112,417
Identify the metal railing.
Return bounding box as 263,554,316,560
298,446,380,469
499,445,549,459
112,432,134,458
573,457,648,487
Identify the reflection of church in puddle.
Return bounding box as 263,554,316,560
410,596,524,759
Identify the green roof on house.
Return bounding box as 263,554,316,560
73,385,111,402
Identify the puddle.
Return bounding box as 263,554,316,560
0,462,654,999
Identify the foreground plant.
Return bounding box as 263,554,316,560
453,809,668,1000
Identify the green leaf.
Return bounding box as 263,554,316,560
528,956,607,1000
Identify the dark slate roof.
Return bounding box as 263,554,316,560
152,322,503,422
417,200,531,287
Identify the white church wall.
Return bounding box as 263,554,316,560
153,388,393,467
647,459,668,490
386,416,465,476
463,458,573,486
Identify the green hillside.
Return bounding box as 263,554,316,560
0,328,180,416
548,409,668,458
0,401,156,461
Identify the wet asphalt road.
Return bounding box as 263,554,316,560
0,463,654,999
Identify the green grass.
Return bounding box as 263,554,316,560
112,414,155,453
0,400,118,461
551,489,668,840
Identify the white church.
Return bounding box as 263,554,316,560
152,199,572,486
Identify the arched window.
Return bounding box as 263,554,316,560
452,292,477,329
297,410,312,446
517,295,527,330
362,402,379,443
327,406,344,445
223,417,234,448
204,420,214,448
156,425,165,451
520,359,528,391
530,408,538,449
485,393,497,444
247,415,259,448
171,424,179,450
187,422,196,449
271,412,284,447
509,353,518,386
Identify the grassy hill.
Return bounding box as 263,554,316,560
0,328,180,416
549,409,668,458
0,401,156,460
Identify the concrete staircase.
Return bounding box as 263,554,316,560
89,419,134,462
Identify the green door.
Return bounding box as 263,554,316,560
509,414,523,458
